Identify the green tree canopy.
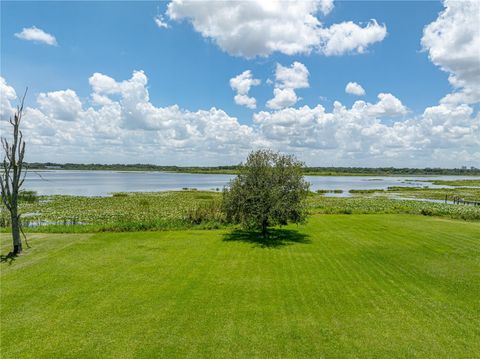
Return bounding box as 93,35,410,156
223,150,310,237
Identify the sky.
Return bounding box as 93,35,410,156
0,0,479,167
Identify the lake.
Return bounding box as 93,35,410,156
22,170,480,197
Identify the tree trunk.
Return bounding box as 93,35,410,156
261,219,268,239
11,210,22,255
1,89,27,255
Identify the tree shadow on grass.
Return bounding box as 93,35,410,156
0,252,17,265
223,228,310,248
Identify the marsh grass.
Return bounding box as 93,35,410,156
1,189,479,233
426,179,480,187
308,196,480,221
386,186,480,201
349,189,384,194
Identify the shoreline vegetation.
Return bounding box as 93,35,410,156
1,186,478,233
26,162,480,176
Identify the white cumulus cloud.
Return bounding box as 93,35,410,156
362,93,408,117
14,26,58,46
318,20,387,56
230,70,261,109
0,77,17,119
1,72,261,164
254,96,477,166
154,15,169,29
166,0,386,58
421,0,480,105
275,62,310,89
266,88,299,111
345,82,366,96
37,90,83,122
267,62,309,110
1,69,477,167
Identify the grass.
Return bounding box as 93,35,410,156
345,186,480,203
308,196,480,221
316,189,343,194
426,179,480,187
1,214,479,358
349,189,383,194
385,186,480,202
0,191,225,231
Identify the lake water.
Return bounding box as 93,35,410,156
22,170,480,197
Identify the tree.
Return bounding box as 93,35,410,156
1,90,27,255
223,149,310,238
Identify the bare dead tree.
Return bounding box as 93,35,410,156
1,89,28,255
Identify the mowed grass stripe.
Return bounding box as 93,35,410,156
315,217,411,315
318,217,476,358
309,218,428,356
316,216,478,336
298,217,478,358
346,216,478,347
313,217,433,354
1,214,479,358
323,224,396,316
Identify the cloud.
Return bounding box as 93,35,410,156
37,90,82,122
254,104,337,148
166,0,386,58
230,70,261,109
256,94,408,149
1,72,477,167
154,15,169,29
362,93,408,117
274,62,310,89
0,77,17,118
267,62,309,110
14,26,57,46
254,96,478,166
318,20,387,56
421,0,480,105
89,72,124,94
345,82,365,96
266,88,299,111
1,72,261,165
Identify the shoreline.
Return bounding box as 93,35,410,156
26,168,480,177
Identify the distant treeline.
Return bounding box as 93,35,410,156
25,162,480,176
303,167,480,176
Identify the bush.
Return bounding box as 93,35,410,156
18,190,38,203
185,200,224,225
421,208,434,216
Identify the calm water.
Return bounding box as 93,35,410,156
23,170,480,197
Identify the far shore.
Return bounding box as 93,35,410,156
25,163,480,177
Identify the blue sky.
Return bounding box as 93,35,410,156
0,1,479,167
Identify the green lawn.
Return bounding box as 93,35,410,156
1,214,479,358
